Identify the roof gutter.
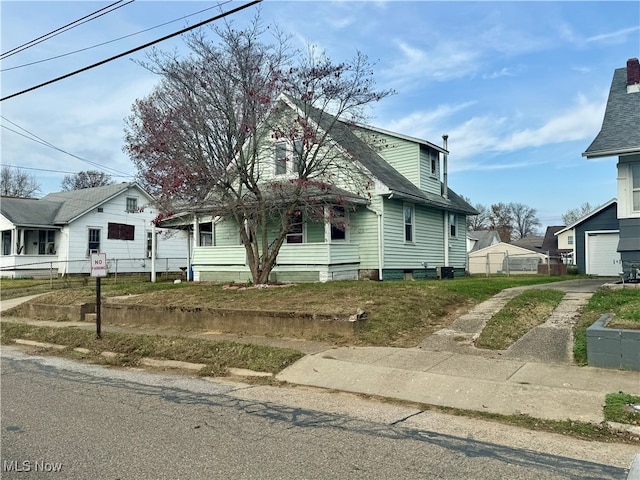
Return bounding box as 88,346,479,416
582,146,640,158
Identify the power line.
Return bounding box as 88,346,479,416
1,1,133,60
2,163,131,179
1,0,262,102
1,120,133,177
1,3,227,73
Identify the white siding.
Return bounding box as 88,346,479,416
63,188,188,275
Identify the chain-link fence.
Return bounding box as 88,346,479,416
468,251,552,276
0,257,189,280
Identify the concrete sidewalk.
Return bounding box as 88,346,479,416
276,345,640,424
3,279,639,426
278,278,640,425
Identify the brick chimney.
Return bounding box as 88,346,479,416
627,58,640,92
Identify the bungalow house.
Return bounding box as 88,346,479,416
0,182,189,278
554,199,621,276
160,94,477,282
583,57,640,280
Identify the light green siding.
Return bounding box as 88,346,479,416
419,145,442,196
214,220,239,246
366,132,420,186
349,204,380,270
448,214,468,269
382,199,445,270
306,221,324,243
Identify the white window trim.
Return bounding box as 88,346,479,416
404,203,415,244
87,227,101,256
126,196,139,213
449,213,458,238
325,206,349,242
274,141,303,177
632,163,640,212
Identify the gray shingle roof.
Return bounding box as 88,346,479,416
284,95,477,215
2,183,145,227
583,67,640,157
0,197,62,227
469,229,501,251
42,182,141,223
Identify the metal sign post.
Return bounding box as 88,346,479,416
90,253,107,339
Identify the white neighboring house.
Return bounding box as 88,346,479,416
555,228,575,264
0,182,189,278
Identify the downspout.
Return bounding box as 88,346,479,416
377,209,384,281
151,223,156,283
190,214,199,281
442,134,449,267
442,134,448,200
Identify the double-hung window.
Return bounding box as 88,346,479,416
404,204,414,243
330,206,347,241
88,228,101,254
126,197,138,213
275,140,305,176
632,164,640,212
286,211,304,244
449,213,457,237
275,142,287,175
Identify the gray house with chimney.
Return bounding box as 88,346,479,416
583,58,640,279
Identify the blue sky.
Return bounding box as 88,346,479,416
1,1,639,230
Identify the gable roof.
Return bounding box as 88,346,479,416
583,63,640,158
281,95,477,216
468,229,501,251
1,197,62,227
42,182,151,223
555,199,617,234
541,226,570,255
2,182,151,227
511,235,544,253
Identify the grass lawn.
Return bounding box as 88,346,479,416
0,322,304,376
475,289,566,350
604,392,640,425
573,288,640,365
3,275,574,347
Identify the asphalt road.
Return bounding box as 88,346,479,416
0,348,631,480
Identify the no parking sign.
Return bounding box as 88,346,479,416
90,253,107,277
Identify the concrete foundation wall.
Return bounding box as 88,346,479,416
587,314,640,371
100,303,364,338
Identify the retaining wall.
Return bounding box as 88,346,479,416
587,314,640,371
19,302,365,339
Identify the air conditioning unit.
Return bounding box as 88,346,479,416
436,266,454,279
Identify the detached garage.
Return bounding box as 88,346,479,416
556,199,620,277
585,231,621,276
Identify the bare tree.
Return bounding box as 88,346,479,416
124,17,393,284
463,197,490,230
561,202,594,226
511,202,541,240
61,170,114,190
0,166,40,197
489,203,514,242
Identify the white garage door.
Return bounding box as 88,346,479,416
586,232,621,276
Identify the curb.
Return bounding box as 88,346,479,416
11,338,272,377
629,453,640,480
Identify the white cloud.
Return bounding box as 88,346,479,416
586,25,640,44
